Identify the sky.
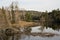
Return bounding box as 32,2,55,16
0,0,60,12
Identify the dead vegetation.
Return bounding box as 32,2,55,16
19,21,39,27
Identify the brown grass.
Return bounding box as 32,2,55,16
19,21,35,27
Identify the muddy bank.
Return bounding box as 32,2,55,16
23,32,60,37
32,33,60,37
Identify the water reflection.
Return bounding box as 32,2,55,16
31,26,60,34
20,34,60,40
18,26,60,40
0,26,60,40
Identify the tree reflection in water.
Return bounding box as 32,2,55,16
0,26,60,40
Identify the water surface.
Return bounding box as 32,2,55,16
19,26,60,40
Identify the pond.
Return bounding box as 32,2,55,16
16,26,60,40
31,26,60,34
1,26,60,40
20,34,60,40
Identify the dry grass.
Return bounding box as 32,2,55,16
19,21,37,27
